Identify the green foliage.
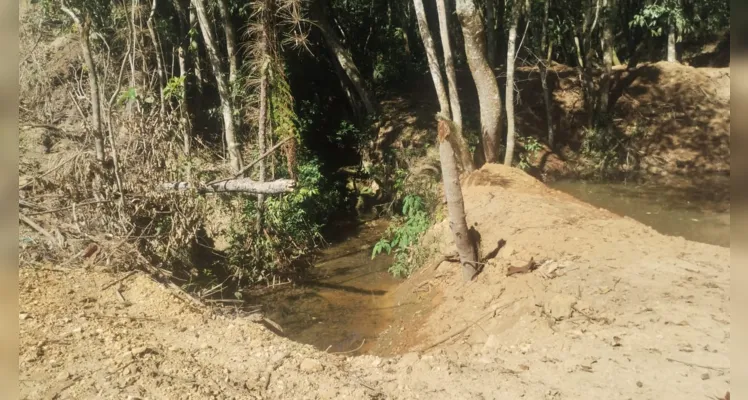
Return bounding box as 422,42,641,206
225,156,341,283
518,136,543,171
163,76,186,100
372,194,432,277
630,1,690,38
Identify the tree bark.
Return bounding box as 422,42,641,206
256,1,271,233
455,0,503,163
191,0,242,173
438,118,478,281
216,0,239,85
597,0,615,118
539,0,555,148
158,179,296,194
171,0,192,156
435,0,475,172
667,20,677,62
189,7,204,95
503,2,519,165
485,0,498,67
146,0,166,118
314,0,376,116
60,5,105,163
412,0,451,118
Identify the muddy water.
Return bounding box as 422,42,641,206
255,219,400,355
549,179,730,247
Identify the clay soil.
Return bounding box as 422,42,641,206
19,164,729,400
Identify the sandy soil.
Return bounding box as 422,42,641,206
19,164,729,400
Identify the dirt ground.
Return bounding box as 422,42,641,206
19,164,729,399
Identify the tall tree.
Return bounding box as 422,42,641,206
216,0,239,85
538,0,555,148
435,0,475,172
455,0,503,163
191,0,242,173
146,0,166,118
313,0,377,117
60,2,105,163
503,0,522,165
413,0,478,281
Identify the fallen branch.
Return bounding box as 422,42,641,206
665,357,729,371
208,136,293,185
19,213,60,248
158,178,296,194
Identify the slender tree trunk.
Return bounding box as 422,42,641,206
216,0,239,86
314,0,376,116
189,8,204,95
435,0,475,172
539,0,555,148
60,6,105,163
191,0,242,173
597,0,615,118
503,3,519,165
667,20,677,62
412,0,451,118
146,0,166,118
485,0,498,68
412,0,478,282
256,2,271,233
455,0,503,163
172,0,192,157
438,117,478,281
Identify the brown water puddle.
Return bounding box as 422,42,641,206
549,178,730,247
254,219,401,355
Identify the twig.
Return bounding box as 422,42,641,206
330,339,366,354
207,136,293,185
19,213,60,248
26,200,112,216
100,271,138,291
418,302,513,352
666,357,729,371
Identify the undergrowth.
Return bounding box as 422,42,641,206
371,194,433,277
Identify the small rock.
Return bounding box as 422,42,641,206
56,370,71,381
271,351,289,364
483,334,500,352
636,381,643,388
19,313,30,320
371,358,382,367
701,373,710,380
299,358,322,373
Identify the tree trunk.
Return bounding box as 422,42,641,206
485,0,497,68
314,0,376,116
412,0,478,282
435,0,475,172
438,118,478,281
189,7,204,95
455,0,503,163
597,0,615,118
191,0,242,173
60,6,105,163
503,2,519,166
256,2,271,233
539,0,555,148
216,0,239,85
667,20,677,62
158,178,295,194
412,0,451,118
146,0,166,118
171,0,192,157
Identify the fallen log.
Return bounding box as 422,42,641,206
158,178,295,194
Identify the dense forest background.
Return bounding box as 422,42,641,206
18,0,730,292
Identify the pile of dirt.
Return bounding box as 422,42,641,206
19,164,730,399
514,61,730,180
375,163,730,398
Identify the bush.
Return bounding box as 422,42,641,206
371,194,433,277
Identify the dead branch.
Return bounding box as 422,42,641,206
208,136,293,185
19,213,61,248
158,178,296,194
